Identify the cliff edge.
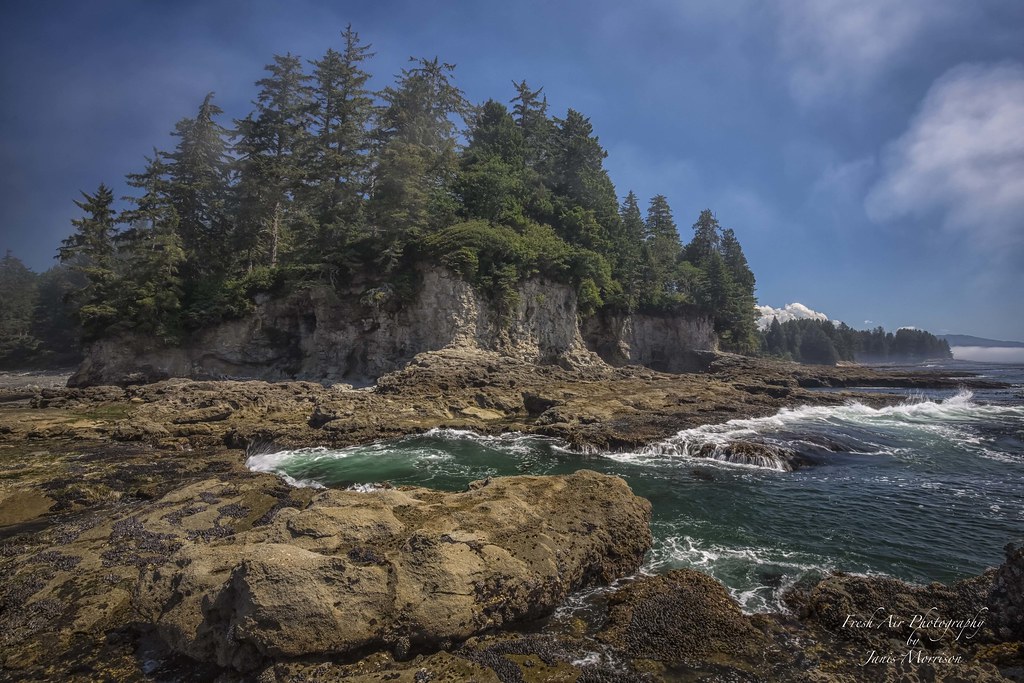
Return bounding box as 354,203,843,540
69,267,717,387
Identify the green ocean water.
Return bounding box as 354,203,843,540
249,369,1024,613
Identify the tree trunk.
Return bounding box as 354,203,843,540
270,201,281,267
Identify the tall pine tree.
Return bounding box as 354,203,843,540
548,109,619,253
614,191,645,304
718,227,758,351
455,100,527,224
234,54,314,267
58,184,119,337
639,194,684,305
308,25,375,248
370,57,467,247
163,93,232,277
685,208,721,266
118,154,186,340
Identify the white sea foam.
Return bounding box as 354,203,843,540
647,535,838,613
422,427,557,455
607,390,1024,471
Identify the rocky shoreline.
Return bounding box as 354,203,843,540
1,351,1020,681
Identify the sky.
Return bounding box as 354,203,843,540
2,0,1023,340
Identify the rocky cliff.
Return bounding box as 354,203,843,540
583,307,718,373
69,267,717,386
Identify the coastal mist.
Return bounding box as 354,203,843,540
250,360,1024,614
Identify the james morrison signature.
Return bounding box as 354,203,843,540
839,606,989,667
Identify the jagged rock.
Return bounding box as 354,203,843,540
135,470,652,672
597,569,769,669
693,439,806,471
521,391,561,417
988,543,1024,642
784,567,1015,683
801,571,994,649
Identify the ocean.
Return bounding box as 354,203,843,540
247,359,1024,613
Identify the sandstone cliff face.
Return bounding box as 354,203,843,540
582,308,718,373
69,268,715,386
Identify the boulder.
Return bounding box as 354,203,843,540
135,470,652,672
597,569,769,668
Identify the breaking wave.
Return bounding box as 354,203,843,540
602,390,1024,471
246,386,1024,615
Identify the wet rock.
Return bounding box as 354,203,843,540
988,542,1024,642
521,392,561,417
735,382,791,398
802,571,993,650
0,490,55,526
598,569,769,669
693,440,806,471
307,403,338,428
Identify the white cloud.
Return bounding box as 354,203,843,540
756,302,829,330
952,346,1024,364
811,156,876,204
776,0,946,105
865,62,1024,252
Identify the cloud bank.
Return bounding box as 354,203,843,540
866,62,1024,252
951,346,1024,364
756,303,829,330
776,0,942,105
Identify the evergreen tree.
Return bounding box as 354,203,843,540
0,251,41,368
685,208,721,265
638,194,684,305
455,100,526,223
765,316,786,356
0,251,38,339
548,109,619,253
118,154,186,340
645,194,678,243
58,184,119,337
799,324,839,365
31,265,83,365
308,25,375,246
119,152,173,237
549,111,616,216
163,93,232,277
510,80,551,170
370,57,467,246
718,227,758,351
509,81,555,225
697,250,733,320
614,191,645,303
235,54,314,267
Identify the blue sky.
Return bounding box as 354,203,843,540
2,0,1023,340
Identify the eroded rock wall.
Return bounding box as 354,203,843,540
69,268,594,386
582,308,718,373
69,268,717,386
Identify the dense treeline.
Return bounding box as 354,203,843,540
38,26,759,355
761,318,952,365
0,252,82,369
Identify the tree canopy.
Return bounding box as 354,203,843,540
35,28,764,353
760,318,952,365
